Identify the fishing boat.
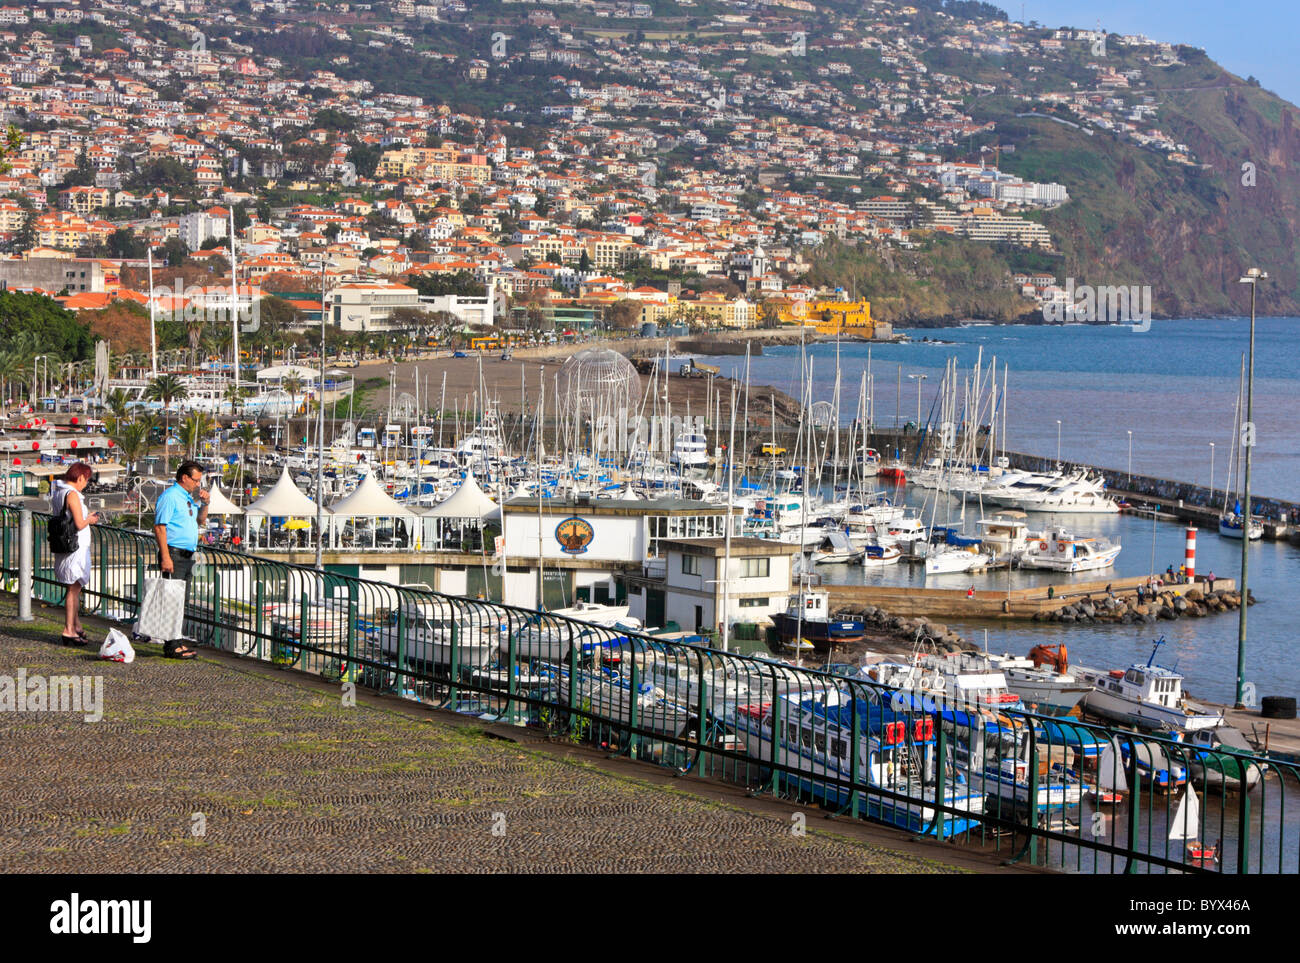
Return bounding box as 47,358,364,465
1020,529,1121,573
550,664,695,738
1074,638,1225,733
982,651,1092,716
770,591,866,645
948,715,1083,811
729,694,985,837
1120,740,1187,792
379,598,497,669
1176,725,1265,792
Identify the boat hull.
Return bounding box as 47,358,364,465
770,613,865,644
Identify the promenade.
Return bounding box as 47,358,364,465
0,605,1011,874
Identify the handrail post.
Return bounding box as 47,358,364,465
849,690,861,820
346,598,357,684
17,508,32,622
1237,784,1251,874
254,577,265,661
135,552,145,621
212,564,222,651
1124,734,1141,874
298,588,309,670
935,718,947,839
627,645,640,757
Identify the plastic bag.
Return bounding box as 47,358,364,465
99,627,135,664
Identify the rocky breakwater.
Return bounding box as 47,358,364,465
1034,588,1255,626
832,605,979,655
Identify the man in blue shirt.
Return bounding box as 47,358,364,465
152,460,210,658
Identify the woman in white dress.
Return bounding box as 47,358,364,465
49,462,99,644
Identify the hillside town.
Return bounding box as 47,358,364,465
0,0,1209,344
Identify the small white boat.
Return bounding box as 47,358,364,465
923,546,991,576
1021,529,1120,573
1075,638,1225,733
1169,786,1218,863
1218,513,1263,540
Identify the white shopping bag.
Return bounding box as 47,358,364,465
99,627,136,664
136,576,188,642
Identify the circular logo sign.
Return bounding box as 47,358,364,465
555,516,594,555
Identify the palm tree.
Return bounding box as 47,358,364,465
186,317,205,369
178,410,215,460
144,373,188,468
279,374,304,442
112,420,150,476
223,381,247,415
231,421,261,490
104,387,131,424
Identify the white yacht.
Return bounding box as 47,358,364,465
670,432,710,471
1021,529,1121,572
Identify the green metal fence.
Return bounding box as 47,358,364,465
3,507,1295,874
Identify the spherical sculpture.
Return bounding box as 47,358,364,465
558,348,640,419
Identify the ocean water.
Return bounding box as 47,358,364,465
693,317,1300,503
689,319,1300,705
814,488,1300,707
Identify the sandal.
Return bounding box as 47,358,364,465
75,628,90,643
60,633,87,646
164,643,198,660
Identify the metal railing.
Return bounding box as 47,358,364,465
2,505,1295,874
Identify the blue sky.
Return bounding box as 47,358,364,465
1019,1,1299,106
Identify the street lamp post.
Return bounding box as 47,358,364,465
1127,430,1132,488
1209,443,1215,502
1234,268,1266,707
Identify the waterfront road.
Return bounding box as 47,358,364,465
0,605,1034,874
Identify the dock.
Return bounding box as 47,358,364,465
827,574,1236,621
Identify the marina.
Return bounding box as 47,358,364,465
4,317,1299,876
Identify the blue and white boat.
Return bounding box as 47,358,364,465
729,694,984,837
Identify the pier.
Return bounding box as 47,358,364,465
826,574,1236,621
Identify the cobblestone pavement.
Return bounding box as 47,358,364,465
0,623,965,874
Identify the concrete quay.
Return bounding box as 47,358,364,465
827,574,1237,622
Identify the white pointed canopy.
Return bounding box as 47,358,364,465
424,473,498,520
328,472,414,517
206,480,244,516
246,467,327,517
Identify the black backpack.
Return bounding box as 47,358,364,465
48,498,79,554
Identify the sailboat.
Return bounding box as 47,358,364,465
1168,786,1218,863
1219,355,1263,540
1090,736,1128,804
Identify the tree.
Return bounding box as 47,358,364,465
62,148,94,188
130,158,196,192
0,291,94,361
107,228,146,259
279,374,304,436
231,421,262,489
604,299,642,331
161,237,189,267
178,410,216,460
144,373,188,466
578,249,592,272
